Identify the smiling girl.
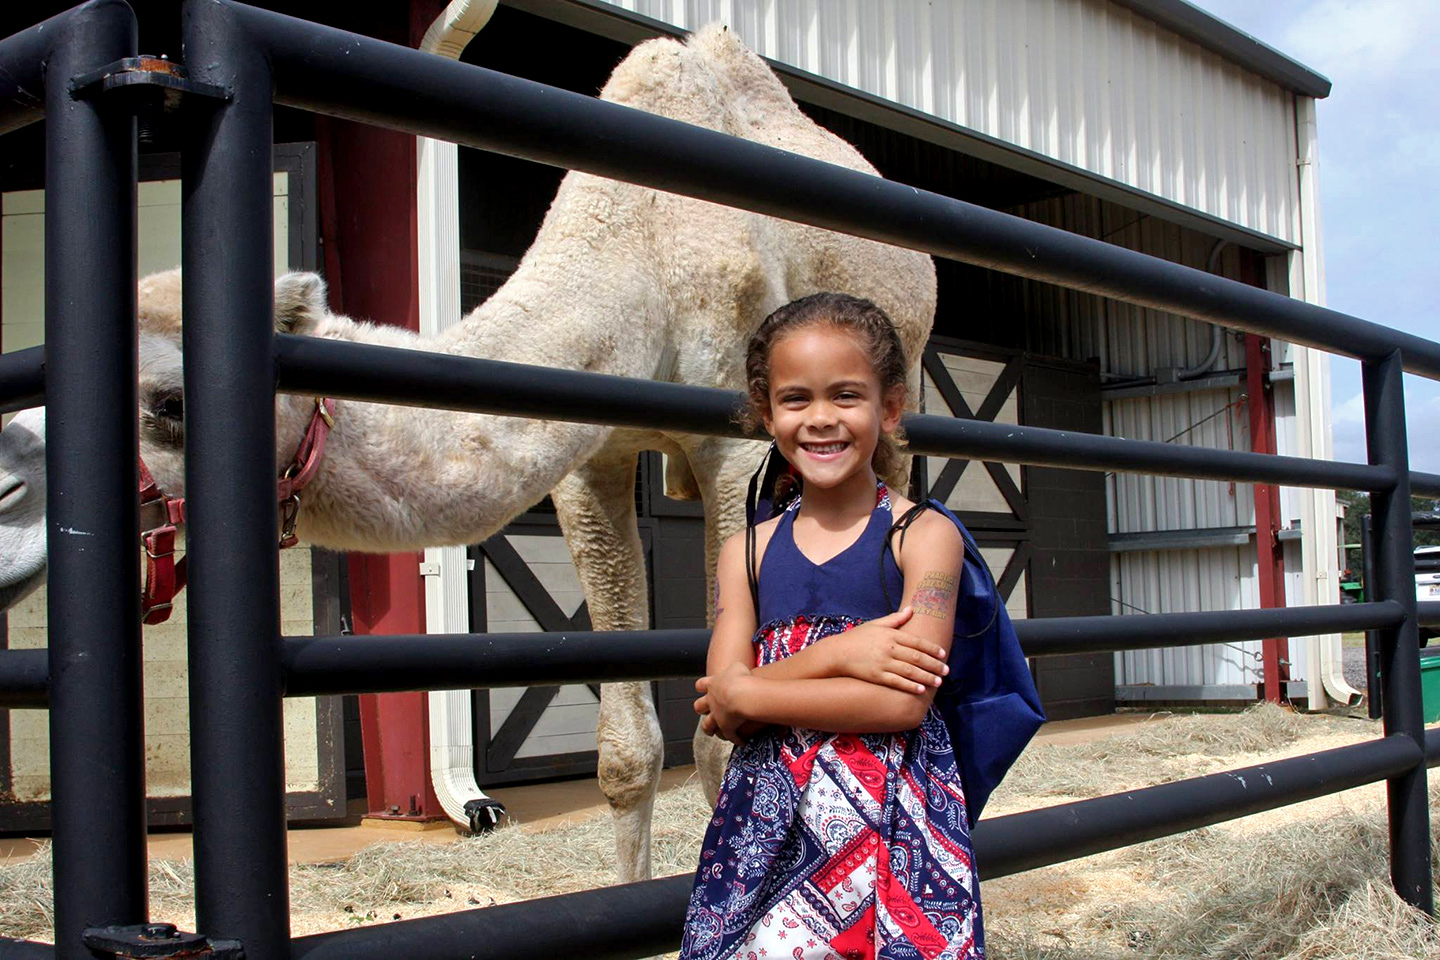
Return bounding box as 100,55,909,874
681,293,985,960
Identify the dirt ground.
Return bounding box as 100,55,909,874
3,704,1436,958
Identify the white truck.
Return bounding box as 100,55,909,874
1417,546,1440,643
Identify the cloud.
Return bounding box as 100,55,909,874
1281,0,1440,80
1330,388,1440,474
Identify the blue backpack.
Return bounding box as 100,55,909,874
745,447,1045,826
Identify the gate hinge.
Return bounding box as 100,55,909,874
69,56,231,112
82,923,243,959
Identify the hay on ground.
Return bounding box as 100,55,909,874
2,704,1434,959
990,702,1356,807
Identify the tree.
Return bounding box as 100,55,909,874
1336,491,1440,575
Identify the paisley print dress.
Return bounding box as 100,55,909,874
681,483,984,960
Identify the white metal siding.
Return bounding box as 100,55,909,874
592,0,1300,244
993,192,1271,688
1111,545,1262,686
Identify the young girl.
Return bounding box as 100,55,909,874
682,293,984,960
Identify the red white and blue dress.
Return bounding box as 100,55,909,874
681,482,984,960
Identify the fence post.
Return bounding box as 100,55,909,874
42,3,145,956
1363,349,1433,914
1361,515,1383,720
180,1,290,956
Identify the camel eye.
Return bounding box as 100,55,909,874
155,393,183,422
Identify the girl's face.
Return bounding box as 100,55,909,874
761,325,903,490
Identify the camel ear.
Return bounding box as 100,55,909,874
274,272,329,334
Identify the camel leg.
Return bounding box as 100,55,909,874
687,437,768,805
551,450,663,885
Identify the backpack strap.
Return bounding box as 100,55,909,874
880,498,1003,638
880,500,932,611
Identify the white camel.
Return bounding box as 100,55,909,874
0,25,936,883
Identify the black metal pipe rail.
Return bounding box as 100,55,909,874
180,1,292,954
0,6,66,136
40,3,148,958
0,938,56,960
276,335,1395,492
5,598,1390,705
226,1,1440,379
281,601,1403,698
975,733,1422,879
1017,600,1403,656
289,734,1424,960
18,598,1396,706
0,346,45,414
1364,352,1433,912
1419,601,1440,628
290,875,695,960
0,648,49,708
1411,471,1440,499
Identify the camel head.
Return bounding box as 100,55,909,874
0,407,48,610
130,268,331,501
0,268,331,612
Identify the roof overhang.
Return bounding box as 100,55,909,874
1110,0,1331,99
505,0,1299,253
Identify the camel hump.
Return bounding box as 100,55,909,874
138,268,184,337
600,24,877,179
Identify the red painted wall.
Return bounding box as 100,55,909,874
315,0,450,821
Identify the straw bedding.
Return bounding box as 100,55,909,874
3,704,1435,957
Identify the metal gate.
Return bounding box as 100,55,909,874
0,3,1436,959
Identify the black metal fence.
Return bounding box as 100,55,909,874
0,2,1435,958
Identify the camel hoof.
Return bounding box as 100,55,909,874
464,798,507,834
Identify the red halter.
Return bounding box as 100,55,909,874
138,397,336,625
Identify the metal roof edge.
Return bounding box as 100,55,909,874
779,64,1298,253
1110,0,1332,98
505,0,1302,251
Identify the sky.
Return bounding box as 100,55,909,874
1191,0,1440,472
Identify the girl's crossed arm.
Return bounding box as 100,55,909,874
698,513,963,740
704,530,949,687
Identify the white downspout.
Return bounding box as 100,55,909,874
418,0,504,833
1290,94,1362,708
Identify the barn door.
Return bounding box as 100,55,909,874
915,339,1032,623
467,516,655,784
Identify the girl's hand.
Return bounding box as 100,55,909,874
823,606,950,694
694,663,755,743
696,707,768,743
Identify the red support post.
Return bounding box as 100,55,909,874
349,554,441,822
1245,330,1290,703
312,0,449,822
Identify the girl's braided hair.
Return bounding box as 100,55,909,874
740,292,911,502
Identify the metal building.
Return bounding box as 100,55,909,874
0,0,1346,828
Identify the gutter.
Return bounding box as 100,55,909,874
417,0,507,833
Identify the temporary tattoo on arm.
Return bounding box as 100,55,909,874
911,571,958,620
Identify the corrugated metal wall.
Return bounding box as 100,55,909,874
577,0,1313,695
995,193,1270,689
592,0,1300,245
